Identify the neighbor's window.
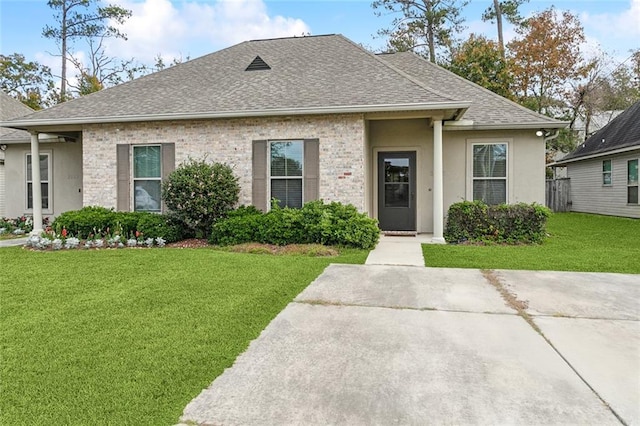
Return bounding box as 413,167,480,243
270,140,303,208
133,145,162,212
472,143,507,205
26,153,50,210
628,159,638,204
603,160,612,185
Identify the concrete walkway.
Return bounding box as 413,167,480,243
180,265,640,425
365,234,434,266
0,237,28,247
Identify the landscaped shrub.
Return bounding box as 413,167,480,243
210,200,380,249
444,201,551,244
162,159,240,237
52,207,183,242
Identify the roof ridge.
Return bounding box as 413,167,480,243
390,51,561,124
247,34,336,43
335,35,460,104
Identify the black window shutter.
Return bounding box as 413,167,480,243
161,143,175,213
304,139,320,202
252,140,268,211
116,144,130,211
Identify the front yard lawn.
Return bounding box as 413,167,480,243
423,213,640,273
0,247,367,425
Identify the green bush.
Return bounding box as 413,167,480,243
210,200,380,249
162,159,240,237
444,201,551,244
52,207,184,242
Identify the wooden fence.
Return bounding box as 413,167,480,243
546,178,571,212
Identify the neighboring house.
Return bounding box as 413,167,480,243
554,100,640,218
1,34,566,240
0,92,35,218
552,110,625,179
0,92,83,221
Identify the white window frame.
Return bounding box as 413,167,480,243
602,159,612,186
132,144,162,213
25,151,52,214
628,158,639,205
268,140,304,210
467,140,510,205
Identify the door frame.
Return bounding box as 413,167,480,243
373,147,420,231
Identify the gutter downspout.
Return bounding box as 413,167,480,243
544,130,561,179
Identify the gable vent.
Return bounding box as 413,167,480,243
245,55,271,71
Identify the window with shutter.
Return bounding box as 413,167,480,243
116,144,175,212
252,139,319,210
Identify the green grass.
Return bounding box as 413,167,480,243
0,247,367,425
423,212,640,273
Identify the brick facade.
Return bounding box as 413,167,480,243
83,114,366,211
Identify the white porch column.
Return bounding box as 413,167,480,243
29,131,43,235
432,119,445,243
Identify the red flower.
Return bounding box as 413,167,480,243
135,231,140,238
61,228,68,238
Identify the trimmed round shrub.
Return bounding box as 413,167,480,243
210,200,380,249
162,159,239,237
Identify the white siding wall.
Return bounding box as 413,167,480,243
567,150,640,218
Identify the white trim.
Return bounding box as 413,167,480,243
267,140,305,210
627,158,639,205
602,159,613,186
2,101,472,129
25,149,53,215
131,144,163,213
444,122,568,131
466,139,512,204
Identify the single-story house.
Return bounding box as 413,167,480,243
0,92,35,218
553,100,639,218
1,34,566,240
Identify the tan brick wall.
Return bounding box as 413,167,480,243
83,114,366,211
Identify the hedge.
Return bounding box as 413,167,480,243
444,201,551,244
52,206,186,242
210,200,380,249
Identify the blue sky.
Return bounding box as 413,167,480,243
1,0,639,78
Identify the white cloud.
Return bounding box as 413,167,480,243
578,0,640,55
104,0,310,65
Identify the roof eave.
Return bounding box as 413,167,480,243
1,101,473,130
551,144,640,166
444,121,569,131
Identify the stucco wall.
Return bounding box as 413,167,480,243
83,114,366,211
368,121,546,232
3,141,83,219
567,150,640,218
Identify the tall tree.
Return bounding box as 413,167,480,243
447,34,512,98
507,8,589,116
482,0,528,57
67,35,146,95
599,49,640,111
372,0,469,63
42,0,131,100
0,54,56,109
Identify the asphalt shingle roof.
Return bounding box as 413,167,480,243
3,35,565,130
377,51,562,128
6,35,458,125
559,100,640,162
1,92,33,141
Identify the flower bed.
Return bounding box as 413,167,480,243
26,231,166,251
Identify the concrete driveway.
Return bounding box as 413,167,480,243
181,265,640,425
